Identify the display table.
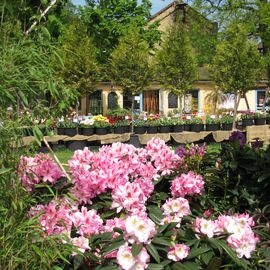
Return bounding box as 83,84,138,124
246,125,270,143
20,126,270,147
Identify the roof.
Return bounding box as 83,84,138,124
148,1,186,22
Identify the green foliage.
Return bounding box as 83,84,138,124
210,22,263,96
60,20,100,96
0,118,73,269
156,18,197,98
220,115,233,124
206,116,220,124
0,23,77,117
80,0,161,64
109,27,152,96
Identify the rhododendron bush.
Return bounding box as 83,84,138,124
18,139,261,269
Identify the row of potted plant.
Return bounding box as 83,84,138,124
240,112,270,126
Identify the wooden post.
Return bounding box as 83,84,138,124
244,93,250,110
232,93,241,129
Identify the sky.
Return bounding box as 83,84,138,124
72,0,173,15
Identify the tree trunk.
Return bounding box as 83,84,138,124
131,95,134,134
232,93,240,129
179,95,183,119
244,94,250,110
262,87,269,113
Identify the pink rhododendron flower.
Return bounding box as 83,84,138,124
31,198,74,236
104,218,126,238
195,218,217,238
71,206,103,237
168,244,190,261
111,182,147,213
227,230,259,258
125,215,156,244
162,197,191,218
71,236,90,256
171,171,204,198
18,154,64,191
117,244,150,270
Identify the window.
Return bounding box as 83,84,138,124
185,89,199,113
256,90,268,111
168,92,178,109
108,92,118,110
123,94,140,112
89,90,102,115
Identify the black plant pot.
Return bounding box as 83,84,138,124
147,126,159,134
267,118,270,124
242,118,254,127
124,126,131,133
64,128,77,136
81,127,94,136
95,127,108,135
134,126,146,134
172,125,184,133
190,124,204,132
57,128,65,135
184,124,191,131
221,123,233,131
206,123,220,131
254,118,266,125
114,126,126,134
159,125,171,133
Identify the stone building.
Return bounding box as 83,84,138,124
80,1,268,116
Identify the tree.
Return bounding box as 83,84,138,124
80,0,161,64
109,27,152,131
205,86,228,114
60,21,100,100
188,0,270,102
210,23,263,127
156,19,197,117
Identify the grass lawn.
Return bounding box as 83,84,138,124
52,142,222,165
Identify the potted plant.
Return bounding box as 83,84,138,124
158,118,172,133
133,120,147,134
189,117,204,132
240,111,254,127
94,121,111,135
57,121,78,136
220,115,233,130
147,119,160,134
79,118,95,136
113,120,131,134
205,115,221,131
171,118,184,133
183,118,191,131
254,112,266,125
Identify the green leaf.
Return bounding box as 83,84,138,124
0,168,12,175
161,260,171,266
95,266,118,270
73,254,84,269
152,237,172,247
146,243,160,263
132,243,143,257
147,263,164,270
201,250,214,265
187,247,211,259
208,239,248,269
147,205,163,224
207,257,222,270
103,240,125,256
